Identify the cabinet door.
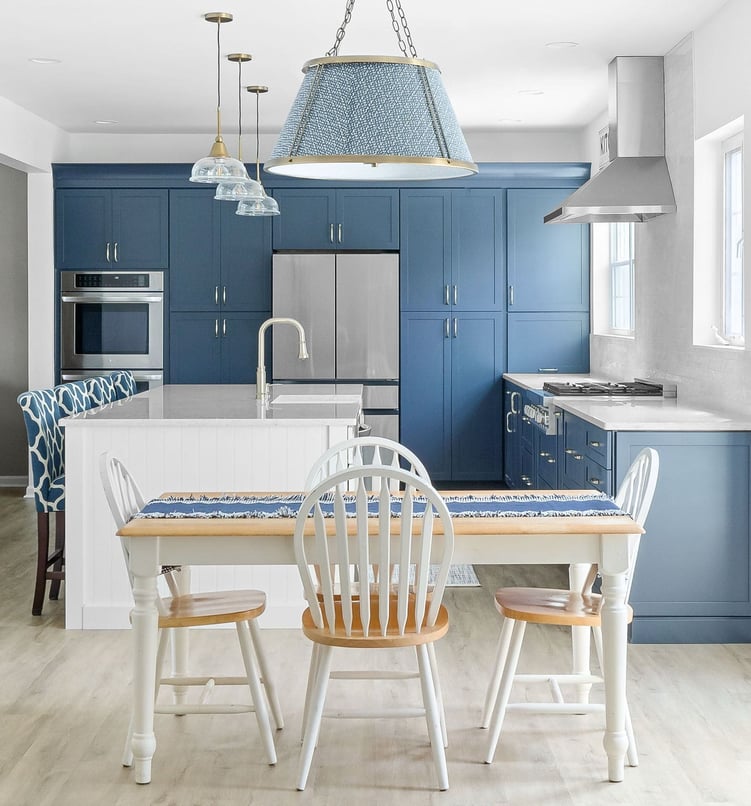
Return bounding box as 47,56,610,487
450,312,504,481
400,312,452,480
272,189,335,249
451,190,505,310
169,190,221,311
169,311,222,383
507,188,589,311
55,189,111,269
507,312,590,373
220,205,272,311
399,189,452,310
503,384,522,488
337,189,399,250
220,312,269,383
112,189,169,269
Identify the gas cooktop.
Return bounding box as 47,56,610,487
542,380,665,397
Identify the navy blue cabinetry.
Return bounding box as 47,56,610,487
502,382,523,488
401,311,504,482
272,188,399,250
507,312,589,373
55,188,168,269
169,189,271,383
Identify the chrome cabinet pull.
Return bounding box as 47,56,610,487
330,223,334,243
444,285,450,305
222,286,226,304
565,448,575,455
505,410,513,433
510,391,521,414
338,223,342,243
214,286,219,305
508,284,514,306
453,317,458,338
222,318,226,336
539,451,550,458
113,242,118,262
214,319,219,338
589,440,601,447
105,242,111,262
546,458,556,464
453,284,458,305
590,477,602,486
573,453,583,460
444,318,450,338
538,368,558,373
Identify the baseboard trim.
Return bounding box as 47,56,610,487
631,616,751,644
0,476,28,488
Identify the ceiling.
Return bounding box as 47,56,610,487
0,0,729,137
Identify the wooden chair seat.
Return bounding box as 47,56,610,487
159,589,267,628
494,587,634,628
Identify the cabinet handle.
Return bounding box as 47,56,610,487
565,448,575,455
539,451,549,458
538,368,559,373
510,391,521,414
444,318,450,338
329,223,334,243
444,285,450,306
505,410,513,434
573,453,583,460
214,319,219,338
508,284,514,306
214,286,219,305
338,223,342,243
589,440,601,447
590,477,602,486
222,318,226,336
222,286,226,305
453,317,458,338
113,241,119,262
105,242,111,262
546,458,556,464
453,284,458,305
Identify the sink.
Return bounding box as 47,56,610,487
271,394,361,405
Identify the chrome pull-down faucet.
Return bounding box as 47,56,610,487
256,317,309,400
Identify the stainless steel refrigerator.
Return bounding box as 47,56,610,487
272,253,399,440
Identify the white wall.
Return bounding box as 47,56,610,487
590,0,751,413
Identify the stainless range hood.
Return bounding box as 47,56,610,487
545,56,676,224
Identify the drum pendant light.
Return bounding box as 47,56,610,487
190,12,250,184
265,0,477,181
236,86,280,216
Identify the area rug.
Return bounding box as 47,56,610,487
444,564,481,587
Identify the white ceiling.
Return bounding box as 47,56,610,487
0,0,729,137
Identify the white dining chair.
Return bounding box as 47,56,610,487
293,465,455,791
481,447,659,767
98,452,283,768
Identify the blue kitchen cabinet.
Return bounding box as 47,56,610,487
55,188,168,270
272,188,399,250
401,311,504,481
507,312,590,373
400,189,504,311
507,188,589,312
503,381,523,488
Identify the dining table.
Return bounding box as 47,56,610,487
116,488,643,785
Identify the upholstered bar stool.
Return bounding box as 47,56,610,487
110,370,137,399
84,374,118,407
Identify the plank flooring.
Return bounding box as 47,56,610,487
1,487,750,805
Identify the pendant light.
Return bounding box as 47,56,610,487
265,0,477,181
189,12,250,184
214,53,264,201
236,86,281,216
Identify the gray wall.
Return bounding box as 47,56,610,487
0,163,28,479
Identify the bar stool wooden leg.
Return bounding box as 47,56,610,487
33,513,51,616
49,511,65,600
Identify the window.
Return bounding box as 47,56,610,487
723,132,744,342
609,222,634,334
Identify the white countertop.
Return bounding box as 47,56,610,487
503,373,751,431
61,384,363,427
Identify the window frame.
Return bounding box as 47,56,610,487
608,221,635,336
721,131,744,343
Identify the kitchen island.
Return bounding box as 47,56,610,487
61,384,362,629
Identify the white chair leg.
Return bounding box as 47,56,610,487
426,642,448,748
236,621,277,766
247,619,284,731
481,615,513,729
484,619,526,764
593,625,638,766
297,643,334,791
301,643,321,742
121,712,134,767
417,643,449,791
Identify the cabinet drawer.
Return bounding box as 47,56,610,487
563,412,612,467
584,458,612,495
537,432,558,487
561,445,587,487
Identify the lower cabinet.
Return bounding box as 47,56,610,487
169,311,270,384
401,312,505,481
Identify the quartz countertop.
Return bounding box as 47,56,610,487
60,384,363,427
503,373,751,431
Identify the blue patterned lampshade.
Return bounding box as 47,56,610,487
265,56,477,181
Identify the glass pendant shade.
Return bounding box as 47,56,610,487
236,191,280,216
214,175,264,201
265,56,478,181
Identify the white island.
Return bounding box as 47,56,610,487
62,384,362,629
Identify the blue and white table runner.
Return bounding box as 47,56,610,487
135,491,625,520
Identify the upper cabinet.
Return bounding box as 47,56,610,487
400,189,505,311
507,188,589,311
55,188,169,270
272,188,399,250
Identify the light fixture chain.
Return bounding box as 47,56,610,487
387,0,418,58
327,0,356,56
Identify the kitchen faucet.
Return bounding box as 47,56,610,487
256,317,309,400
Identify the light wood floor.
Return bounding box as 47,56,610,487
2,487,750,806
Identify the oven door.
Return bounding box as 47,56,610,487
60,291,163,370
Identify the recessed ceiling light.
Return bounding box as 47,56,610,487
545,41,578,49
93,119,119,126
29,57,61,64
517,89,544,96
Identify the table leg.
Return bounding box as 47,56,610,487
569,563,592,704
599,567,629,783
130,567,160,784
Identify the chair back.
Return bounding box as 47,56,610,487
55,381,92,416
294,466,454,638
85,375,117,407
305,437,430,493
17,389,66,512
110,370,137,399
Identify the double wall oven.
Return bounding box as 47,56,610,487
59,271,164,392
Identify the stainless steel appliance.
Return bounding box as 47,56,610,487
272,253,399,440
60,271,164,373
60,369,164,394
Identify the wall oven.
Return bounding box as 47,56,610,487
60,271,164,372
59,369,163,395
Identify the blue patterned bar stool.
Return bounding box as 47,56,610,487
110,370,137,399
84,374,118,407
17,389,67,615
55,380,92,417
